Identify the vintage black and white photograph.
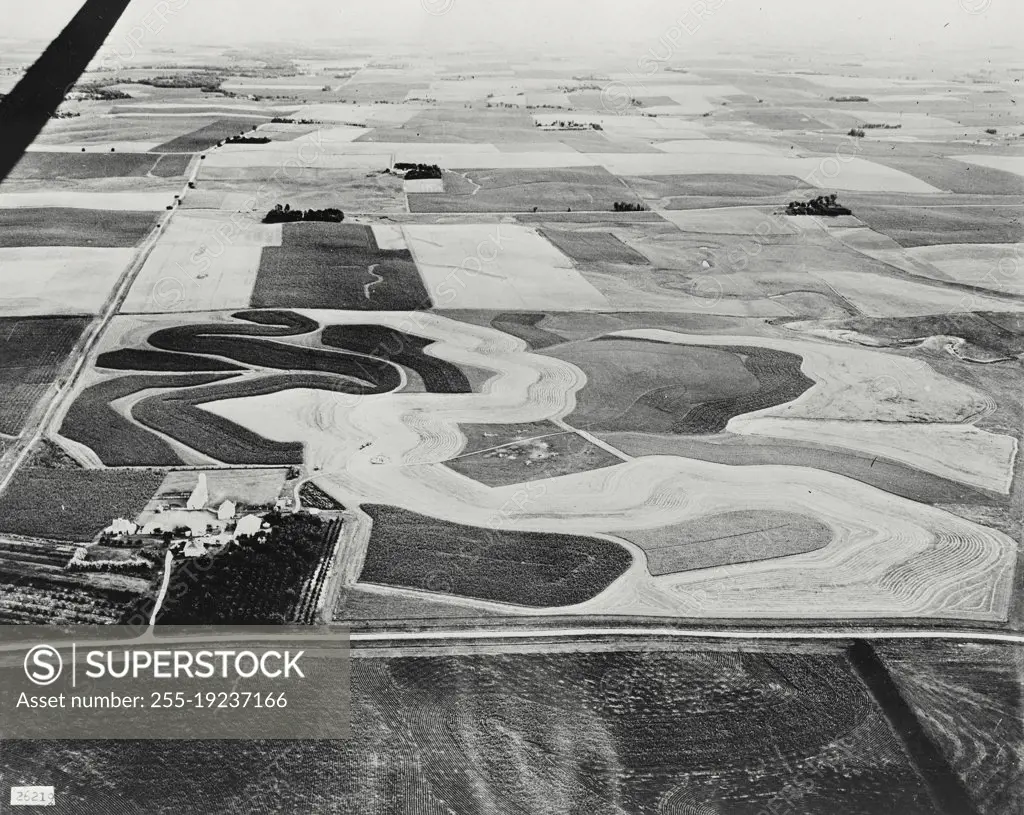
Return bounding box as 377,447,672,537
0,0,1021,811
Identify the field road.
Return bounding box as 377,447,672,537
0,626,1021,661
0,156,202,495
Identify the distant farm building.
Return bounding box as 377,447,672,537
217,500,236,521
182,539,208,558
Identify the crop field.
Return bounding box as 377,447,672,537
321,324,473,393
854,204,1023,247
0,190,176,210
184,167,408,214
445,420,623,486
155,513,341,624
622,173,806,205
877,641,1024,815
0,468,163,542
0,317,89,434
359,504,632,607
8,151,190,180
59,373,234,466
121,213,282,313
0,247,135,316
905,244,1024,295
0,644,941,813
151,117,272,152
603,432,1005,507
542,337,812,434
252,223,430,310
537,227,649,265
404,223,608,309
622,509,833,575
0,207,156,248
0,552,145,624
407,166,643,213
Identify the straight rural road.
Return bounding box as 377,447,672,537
0,157,202,495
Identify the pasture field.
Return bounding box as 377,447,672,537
359,504,632,607
445,421,623,486
788,312,1024,362
542,338,811,434
8,151,190,180
152,468,290,508
0,468,163,542
623,173,806,205
0,316,89,435
0,247,135,316
622,509,833,575
407,166,643,213
404,223,608,309
0,644,940,813
252,222,430,310
0,208,157,248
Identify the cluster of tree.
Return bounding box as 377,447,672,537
785,193,852,217
829,95,870,102
52,110,81,120
223,134,272,144
861,123,902,129
613,201,649,212
535,120,603,130
985,128,999,135
395,162,443,180
68,83,132,101
66,547,158,576
848,128,866,138
270,117,322,124
134,72,225,92
263,204,344,224
154,513,338,624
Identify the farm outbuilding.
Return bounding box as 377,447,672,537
234,515,263,538
217,500,236,521
186,474,209,510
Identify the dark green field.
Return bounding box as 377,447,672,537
151,117,271,152
0,644,940,813
8,151,189,179
252,223,430,310
854,204,1023,247
0,316,90,435
360,504,632,607
538,227,649,265
0,468,163,542
0,208,157,248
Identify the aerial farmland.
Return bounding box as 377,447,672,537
0,3,1021,812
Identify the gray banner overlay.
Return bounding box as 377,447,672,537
0,626,350,739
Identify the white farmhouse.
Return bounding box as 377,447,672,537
217,500,236,521
234,514,263,538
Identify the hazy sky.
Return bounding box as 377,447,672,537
3,0,1019,56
